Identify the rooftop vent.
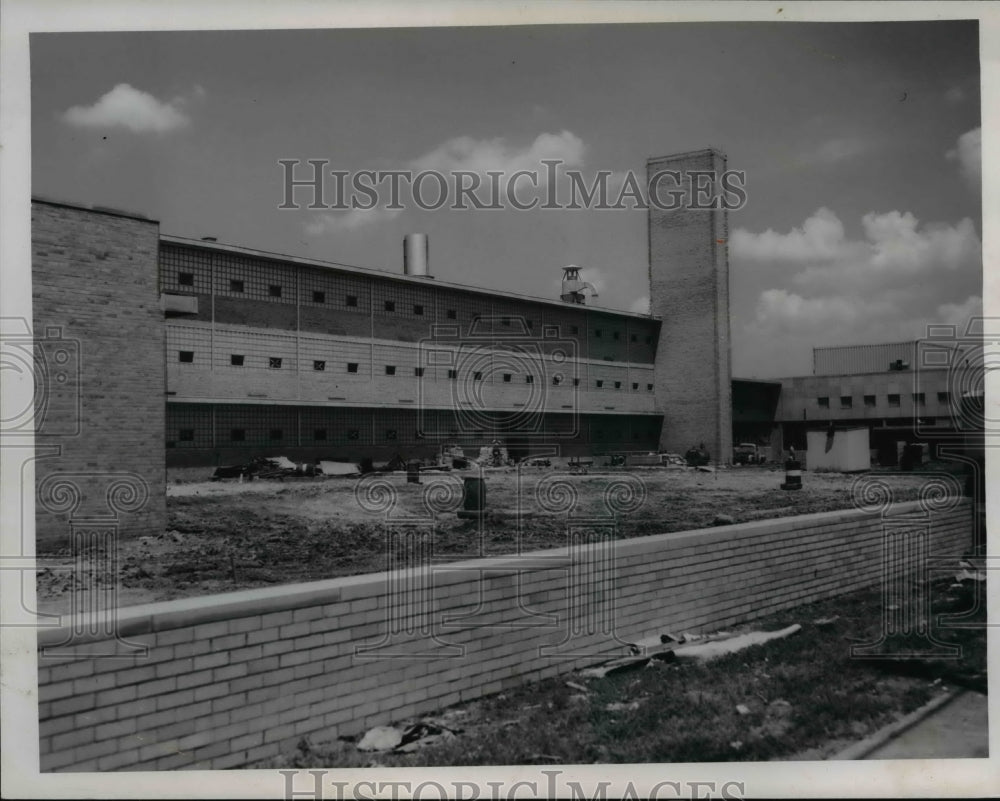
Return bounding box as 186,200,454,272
889,359,910,371
201,236,217,242
560,265,599,305
403,233,432,278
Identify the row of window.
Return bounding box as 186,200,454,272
175,271,654,342
176,350,654,390
177,427,387,442
816,392,948,409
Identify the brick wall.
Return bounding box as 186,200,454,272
648,150,732,462
32,201,166,546
38,499,971,771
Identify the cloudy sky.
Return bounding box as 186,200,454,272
31,21,981,377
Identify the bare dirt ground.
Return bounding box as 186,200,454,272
34,464,946,614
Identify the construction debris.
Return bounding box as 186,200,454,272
565,681,589,693
672,624,802,661
356,726,403,752
735,704,751,716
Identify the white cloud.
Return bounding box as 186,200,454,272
628,295,650,315
812,136,867,165
411,130,585,178
304,207,402,235
730,207,850,262
946,127,981,189
62,83,198,133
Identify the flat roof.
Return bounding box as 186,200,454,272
32,196,156,224
160,234,660,322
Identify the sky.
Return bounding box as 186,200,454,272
30,21,982,378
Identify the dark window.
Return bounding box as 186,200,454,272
345,294,358,307
178,271,194,286
503,374,512,383
269,284,282,298
384,300,395,312
525,375,534,384
913,392,926,406
864,395,876,407
230,279,244,293
473,371,483,381
313,290,325,303
613,331,620,340
414,367,425,377
888,394,901,407
269,357,282,369
448,369,458,380
595,329,602,338
269,429,283,440
645,336,653,345
230,428,246,442
501,316,511,327
571,325,579,335
385,365,396,376
526,320,533,329
413,304,424,315
314,429,327,441
938,391,950,403
446,309,457,319
596,380,604,388
817,396,830,408
385,429,398,441
632,382,639,391
614,381,622,389
178,429,194,441
347,428,360,440
230,354,244,366
347,362,359,373
840,396,853,409
178,350,194,363
630,334,637,343
647,384,654,391
574,378,581,387
313,360,326,371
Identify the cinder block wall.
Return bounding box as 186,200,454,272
37,500,970,771
32,201,166,546
648,149,733,462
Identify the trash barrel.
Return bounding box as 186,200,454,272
781,459,802,490
406,461,421,484
458,477,486,518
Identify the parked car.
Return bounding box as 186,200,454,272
733,442,766,465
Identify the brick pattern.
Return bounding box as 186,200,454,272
648,150,732,462
37,501,971,771
32,201,166,546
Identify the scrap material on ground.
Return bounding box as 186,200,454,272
35,466,943,613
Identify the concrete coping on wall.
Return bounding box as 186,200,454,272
35,496,968,648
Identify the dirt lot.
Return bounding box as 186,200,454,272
34,464,950,614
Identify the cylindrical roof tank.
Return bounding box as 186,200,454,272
403,233,430,278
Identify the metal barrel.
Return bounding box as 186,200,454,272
781,459,803,490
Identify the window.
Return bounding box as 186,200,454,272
346,294,358,307
178,429,194,442
230,428,246,442
526,320,533,330
385,429,398,441
385,365,396,376
448,369,458,380
446,309,457,319
938,391,950,403
503,373,512,383
840,396,853,409
413,304,424,315
888,394,901,407
645,336,653,345
230,354,244,366
314,429,327,441
347,429,360,440
178,271,194,286
647,384,654,391
384,300,395,312
630,334,637,343
632,382,639,391
913,392,926,406
230,279,245,293
269,357,282,369
864,394,876,407
178,350,194,363
502,316,511,327
313,290,325,304
614,381,622,389
525,375,534,384
473,371,483,381
596,380,604,388
313,360,326,371
347,362,359,373
613,331,620,340
414,367,425,377
269,284,282,298
571,325,579,335
574,378,581,387
595,329,602,338
269,429,283,440
817,396,830,408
